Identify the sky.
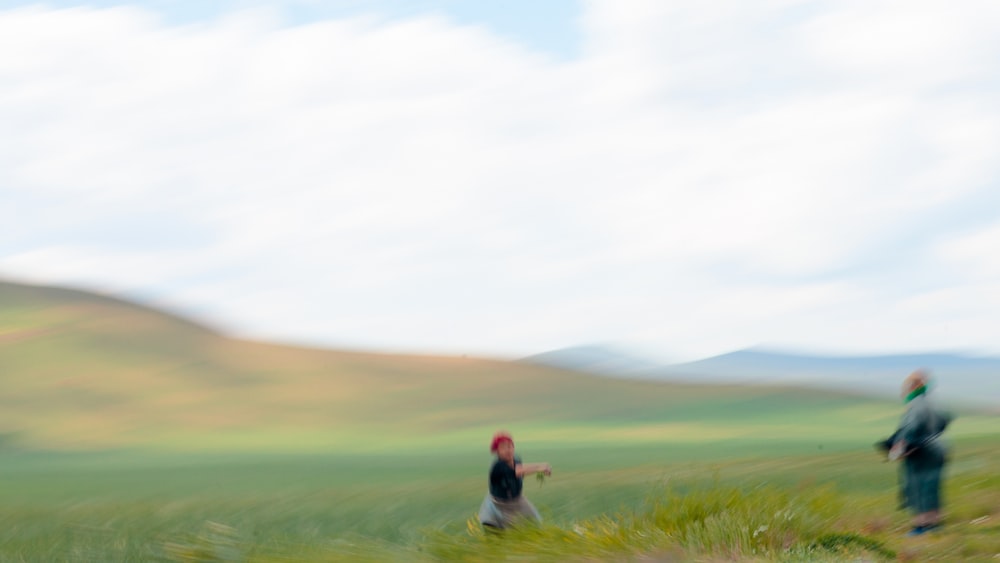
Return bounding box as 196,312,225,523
2,0,1000,362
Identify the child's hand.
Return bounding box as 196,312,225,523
888,442,905,461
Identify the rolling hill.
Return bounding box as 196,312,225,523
1,280,996,453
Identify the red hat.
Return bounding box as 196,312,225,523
490,431,513,453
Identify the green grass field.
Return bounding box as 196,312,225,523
1,436,998,562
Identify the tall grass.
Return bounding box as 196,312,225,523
422,481,893,562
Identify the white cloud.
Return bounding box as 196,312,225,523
2,1,1000,361
935,224,1000,282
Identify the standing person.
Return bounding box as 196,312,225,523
478,431,552,530
888,370,952,536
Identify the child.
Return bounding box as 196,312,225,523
478,431,552,529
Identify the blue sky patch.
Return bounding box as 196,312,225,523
1,0,583,59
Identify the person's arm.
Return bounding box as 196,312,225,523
875,428,900,453
515,462,552,477
888,440,908,461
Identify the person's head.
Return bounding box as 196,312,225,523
902,370,929,397
490,431,514,462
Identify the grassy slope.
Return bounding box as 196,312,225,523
1,279,998,453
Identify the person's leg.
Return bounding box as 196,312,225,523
908,463,944,534
479,494,506,529
922,463,943,529
512,496,542,524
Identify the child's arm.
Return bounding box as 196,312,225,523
516,462,552,477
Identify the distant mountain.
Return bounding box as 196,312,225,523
527,346,1000,408
523,345,663,376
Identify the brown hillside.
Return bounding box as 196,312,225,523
0,280,910,452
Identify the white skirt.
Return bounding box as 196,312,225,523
478,493,542,528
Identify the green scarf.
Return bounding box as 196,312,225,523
904,384,927,404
